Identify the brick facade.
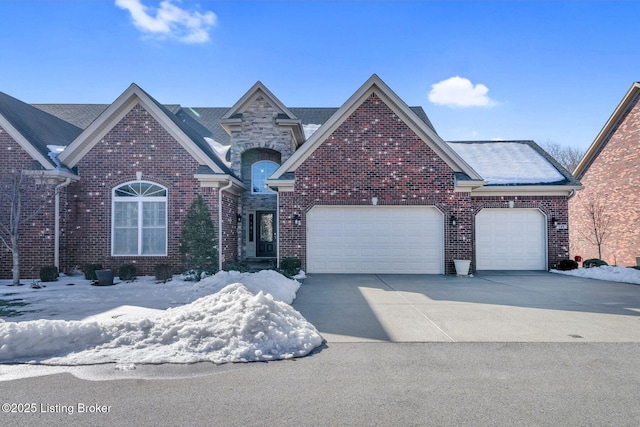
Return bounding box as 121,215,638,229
0,126,57,279
570,92,640,266
60,104,223,276
278,93,470,274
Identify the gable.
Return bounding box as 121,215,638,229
270,74,483,187
295,92,457,193
575,82,640,179
57,84,234,177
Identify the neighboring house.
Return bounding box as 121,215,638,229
0,75,581,278
570,82,640,266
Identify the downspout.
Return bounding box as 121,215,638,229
276,189,280,269
54,178,72,270
218,179,234,272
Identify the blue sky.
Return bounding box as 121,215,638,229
1,1,639,151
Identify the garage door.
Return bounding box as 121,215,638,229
307,206,444,274
475,208,547,270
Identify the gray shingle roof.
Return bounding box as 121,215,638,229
1,92,82,167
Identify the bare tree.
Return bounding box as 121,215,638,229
579,193,611,260
0,170,56,285
540,140,584,174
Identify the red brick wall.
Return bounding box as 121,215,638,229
64,103,222,276
569,93,640,266
0,126,57,279
472,195,570,270
278,93,469,274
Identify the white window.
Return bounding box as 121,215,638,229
252,161,278,193
112,181,167,256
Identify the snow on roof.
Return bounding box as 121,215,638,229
303,123,321,139
448,141,565,185
204,137,231,167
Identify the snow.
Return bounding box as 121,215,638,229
204,137,231,167
0,270,323,368
552,265,640,285
303,123,321,139
448,142,565,185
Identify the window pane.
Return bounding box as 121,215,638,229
142,228,166,255
143,202,166,226
114,202,138,227
114,228,138,255
252,161,278,193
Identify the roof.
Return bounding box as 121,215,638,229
448,140,580,186
0,92,82,168
32,105,436,146
573,82,640,179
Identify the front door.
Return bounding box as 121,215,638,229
256,211,276,257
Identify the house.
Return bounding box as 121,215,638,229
0,75,580,279
570,82,640,266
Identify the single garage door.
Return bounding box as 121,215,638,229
475,208,547,270
307,206,444,274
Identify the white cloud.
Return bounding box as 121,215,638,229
428,76,496,108
115,0,216,43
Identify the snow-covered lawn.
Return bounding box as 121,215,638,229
551,265,640,285
0,270,323,366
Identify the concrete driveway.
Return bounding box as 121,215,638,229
292,272,640,342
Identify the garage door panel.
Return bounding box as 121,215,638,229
475,209,546,270
307,206,443,274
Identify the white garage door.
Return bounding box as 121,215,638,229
475,209,547,270
307,206,444,274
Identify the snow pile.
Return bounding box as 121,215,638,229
204,137,231,167
0,283,323,365
552,265,640,285
303,123,321,139
449,142,565,185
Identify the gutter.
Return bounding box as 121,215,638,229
54,178,72,270
218,180,234,272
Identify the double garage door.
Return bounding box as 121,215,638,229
307,206,444,274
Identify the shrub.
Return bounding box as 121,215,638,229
154,264,173,283
556,259,579,271
118,264,137,281
281,257,302,277
84,263,103,280
583,258,608,268
224,262,251,273
39,265,59,282
180,195,218,281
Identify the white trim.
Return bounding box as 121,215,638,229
111,180,168,257
470,184,583,197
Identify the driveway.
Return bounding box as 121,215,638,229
292,272,640,342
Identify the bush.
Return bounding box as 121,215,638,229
583,258,608,268
224,262,251,273
118,264,137,281
557,259,579,271
154,264,173,283
281,257,302,277
84,263,103,280
39,265,59,282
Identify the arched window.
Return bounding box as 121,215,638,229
112,181,167,256
251,161,278,193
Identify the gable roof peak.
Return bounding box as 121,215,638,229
573,81,640,178
222,80,298,121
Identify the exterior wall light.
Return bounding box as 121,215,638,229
552,217,558,227
450,215,457,227
292,214,301,225
237,214,242,223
